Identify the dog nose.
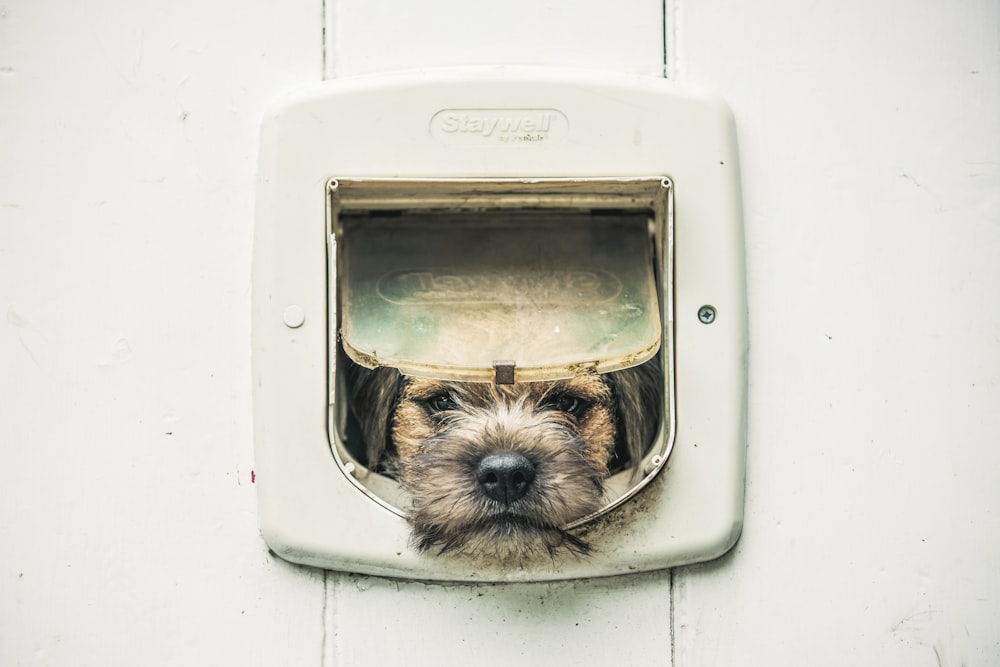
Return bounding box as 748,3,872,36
475,452,535,505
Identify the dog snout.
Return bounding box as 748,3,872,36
475,452,535,505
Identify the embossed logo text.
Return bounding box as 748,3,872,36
430,108,569,146
377,269,621,304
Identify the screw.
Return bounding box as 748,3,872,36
698,305,717,324
282,305,305,329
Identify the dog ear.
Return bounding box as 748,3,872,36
610,355,664,474
344,360,402,471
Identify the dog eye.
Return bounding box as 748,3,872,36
425,394,455,413
553,394,589,417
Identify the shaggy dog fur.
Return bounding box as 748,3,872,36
346,358,661,558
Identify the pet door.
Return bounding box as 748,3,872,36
252,68,747,581
328,177,674,518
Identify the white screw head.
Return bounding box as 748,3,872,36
282,305,306,328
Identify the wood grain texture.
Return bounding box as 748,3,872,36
0,1,326,664
673,0,1000,664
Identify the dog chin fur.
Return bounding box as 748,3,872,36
346,357,661,560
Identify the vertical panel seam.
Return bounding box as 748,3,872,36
322,0,336,79
662,0,668,78
320,571,329,667
664,0,680,79
669,568,677,666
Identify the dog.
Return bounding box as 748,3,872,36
345,356,662,559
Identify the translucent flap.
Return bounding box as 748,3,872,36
338,209,661,382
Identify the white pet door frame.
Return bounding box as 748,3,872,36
252,68,747,581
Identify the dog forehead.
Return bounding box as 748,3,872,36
400,373,612,404
550,373,613,400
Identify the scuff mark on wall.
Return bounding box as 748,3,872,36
6,308,50,378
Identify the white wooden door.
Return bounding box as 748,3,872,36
2,1,997,665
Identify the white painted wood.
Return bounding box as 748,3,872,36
672,0,1000,664
325,571,673,667
0,1,325,664
4,0,997,664
325,0,665,78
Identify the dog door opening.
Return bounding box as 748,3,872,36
326,178,676,555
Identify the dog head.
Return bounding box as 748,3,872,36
345,358,661,558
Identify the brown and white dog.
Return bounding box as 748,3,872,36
345,357,661,559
